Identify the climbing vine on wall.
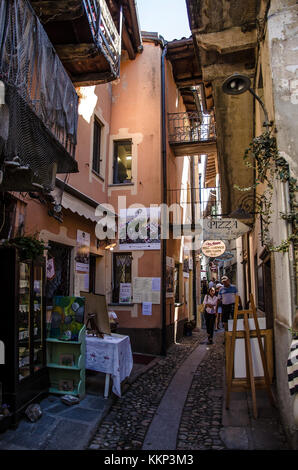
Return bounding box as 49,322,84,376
234,130,298,253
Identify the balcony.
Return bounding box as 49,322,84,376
0,0,78,192
168,112,217,156
30,0,122,85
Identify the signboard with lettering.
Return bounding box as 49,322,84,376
201,240,226,258
177,218,250,240
202,219,250,240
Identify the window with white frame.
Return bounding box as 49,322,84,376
113,140,132,184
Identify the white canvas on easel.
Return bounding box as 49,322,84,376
228,318,266,379
226,294,275,418
234,337,265,378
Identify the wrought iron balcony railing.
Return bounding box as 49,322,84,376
168,112,216,145
0,0,78,192
83,0,121,79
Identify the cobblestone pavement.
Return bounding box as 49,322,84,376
177,330,226,450
88,330,205,450
88,328,288,451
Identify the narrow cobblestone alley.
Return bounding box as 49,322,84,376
87,329,289,451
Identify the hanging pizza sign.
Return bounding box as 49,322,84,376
201,240,226,258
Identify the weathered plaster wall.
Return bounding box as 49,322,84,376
67,82,112,203
266,0,298,448
268,0,298,177
246,0,298,448
104,41,189,351
213,78,254,215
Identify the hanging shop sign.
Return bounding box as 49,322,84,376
202,240,226,258
202,219,250,240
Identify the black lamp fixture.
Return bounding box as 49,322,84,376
222,73,271,131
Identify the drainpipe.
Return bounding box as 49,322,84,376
190,156,197,322
161,39,168,356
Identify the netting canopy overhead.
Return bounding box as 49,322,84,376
0,0,78,191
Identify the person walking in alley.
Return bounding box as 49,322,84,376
218,276,238,337
203,287,218,344
215,282,223,330
201,277,208,303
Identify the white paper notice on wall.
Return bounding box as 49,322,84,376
142,302,152,316
84,273,89,291
152,278,161,292
119,283,132,304
133,277,160,304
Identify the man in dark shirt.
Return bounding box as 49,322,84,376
218,275,238,332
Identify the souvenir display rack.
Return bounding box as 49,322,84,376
46,325,86,397
46,296,86,398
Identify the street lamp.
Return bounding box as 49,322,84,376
222,73,271,131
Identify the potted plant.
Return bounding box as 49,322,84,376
2,235,46,261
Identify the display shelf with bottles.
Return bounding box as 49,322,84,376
18,263,31,381
0,246,48,430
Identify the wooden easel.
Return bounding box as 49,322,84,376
226,293,275,418
86,313,104,338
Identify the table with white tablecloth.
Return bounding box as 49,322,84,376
85,333,133,397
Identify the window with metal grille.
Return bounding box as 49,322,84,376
92,117,102,175
112,253,132,303
113,140,132,184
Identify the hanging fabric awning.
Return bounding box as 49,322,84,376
61,191,98,222
52,184,117,228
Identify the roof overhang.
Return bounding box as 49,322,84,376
166,37,214,113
